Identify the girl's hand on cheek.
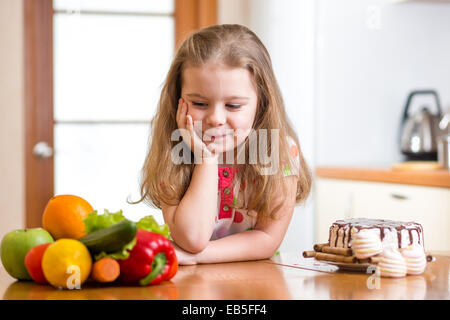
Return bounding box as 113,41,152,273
176,98,218,162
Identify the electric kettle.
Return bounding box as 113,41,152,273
399,90,442,161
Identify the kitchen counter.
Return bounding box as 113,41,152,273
1,251,449,300
315,166,450,188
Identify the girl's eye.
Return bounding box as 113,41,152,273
192,102,208,107
191,102,242,109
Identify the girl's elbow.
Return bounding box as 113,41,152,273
262,246,278,260
177,234,209,254
261,238,281,260
184,241,208,254
170,224,211,254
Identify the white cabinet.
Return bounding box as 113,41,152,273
315,178,450,251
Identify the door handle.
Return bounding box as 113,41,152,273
390,193,408,200
33,141,53,158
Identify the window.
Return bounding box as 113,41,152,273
52,0,174,222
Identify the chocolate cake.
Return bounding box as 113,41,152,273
328,218,424,250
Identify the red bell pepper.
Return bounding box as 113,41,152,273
118,229,178,286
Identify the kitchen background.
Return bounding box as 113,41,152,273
1,0,449,252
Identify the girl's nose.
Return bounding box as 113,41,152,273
206,105,226,127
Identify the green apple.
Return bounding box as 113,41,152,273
1,228,54,280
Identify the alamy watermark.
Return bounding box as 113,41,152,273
170,122,281,175
66,265,81,290
366,5,381,30
366,265,381,290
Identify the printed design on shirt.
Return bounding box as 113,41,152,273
290,144,299,158
212,168,259,240
283,165,291,176
218,167,235,220
215,225,229,239
233,211,244,223
282,136,300,177
212,136,298,239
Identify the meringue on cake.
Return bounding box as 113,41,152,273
352,229,383,259
402,244,427,275
377,247,408,278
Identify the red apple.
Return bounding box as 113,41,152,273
24,243,52,284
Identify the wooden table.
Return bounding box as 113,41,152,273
1,252,449,300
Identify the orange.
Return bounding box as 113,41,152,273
42,195,93,240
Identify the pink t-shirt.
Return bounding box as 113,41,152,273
210,137,300,240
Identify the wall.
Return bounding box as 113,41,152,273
0,0,25,239
315,0,450,166
219,0,450,251
217,0,251,27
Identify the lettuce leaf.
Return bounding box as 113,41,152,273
83,209,126,234
136,215,170,239
94,237,136,261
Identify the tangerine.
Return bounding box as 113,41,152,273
42,195,93,240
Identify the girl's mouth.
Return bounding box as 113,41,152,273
203,134,228,143
211,134,227,141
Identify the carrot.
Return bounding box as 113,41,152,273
91,257,120,283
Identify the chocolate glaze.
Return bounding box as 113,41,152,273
329,218,424,249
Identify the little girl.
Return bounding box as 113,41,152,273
137,24,312,265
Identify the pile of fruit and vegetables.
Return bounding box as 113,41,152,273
0,195,178,289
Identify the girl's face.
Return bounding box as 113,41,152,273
181,63,258,155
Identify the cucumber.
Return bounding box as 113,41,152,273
79,220,137,254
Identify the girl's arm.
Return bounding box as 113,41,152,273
174,176,298,264
162,98,219,254
162,161,218,254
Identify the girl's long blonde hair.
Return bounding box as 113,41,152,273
135,24,312,219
